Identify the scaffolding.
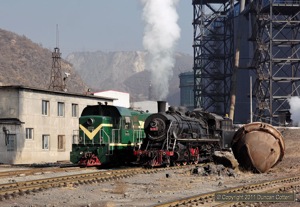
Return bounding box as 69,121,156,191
192,0,235,115
250,0,300,124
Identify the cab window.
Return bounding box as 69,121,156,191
123,117,131,129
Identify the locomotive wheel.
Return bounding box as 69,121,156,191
182,162,187,166
174,162,180,166
164,158,170,168
193,155,200,164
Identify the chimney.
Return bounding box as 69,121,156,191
157,101,166,113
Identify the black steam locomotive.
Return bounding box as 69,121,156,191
134,101,235,167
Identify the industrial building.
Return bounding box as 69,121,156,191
192,0,300,125
0,85,114,164
94,90,130,108
179,72,194,111
131,101,169,113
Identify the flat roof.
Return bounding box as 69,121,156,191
0,85,116,101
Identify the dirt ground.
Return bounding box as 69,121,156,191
0,127,299,207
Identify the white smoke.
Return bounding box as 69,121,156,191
140,0,181,100
288,96,300,126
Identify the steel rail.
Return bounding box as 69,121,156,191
0,166,91,178
155,175,300,207
0,165,193,201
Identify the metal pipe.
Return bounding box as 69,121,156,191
250,76,253,123
229,0,246,121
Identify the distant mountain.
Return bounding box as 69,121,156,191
66,51,193,105
0,28,88,93
0,28,193,105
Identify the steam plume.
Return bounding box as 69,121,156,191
141,0,180,100
288,96,300,126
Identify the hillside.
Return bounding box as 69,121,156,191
66,51,193,105
0,28,193,105
0,29,88,93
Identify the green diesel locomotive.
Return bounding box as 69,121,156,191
70,103,151,167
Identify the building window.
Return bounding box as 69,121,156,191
25,128,33,140
58,102,65,117
58,135,65,151
73,135,79,144
42,135,49,150
72,104,78,117
42,100,49,115
7,134,16,151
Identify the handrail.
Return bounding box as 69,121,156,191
133,129,145,144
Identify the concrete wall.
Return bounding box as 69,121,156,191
0,87,113,164
0,88,19,118
0,124,22,164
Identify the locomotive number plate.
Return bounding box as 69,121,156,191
150,127,158,131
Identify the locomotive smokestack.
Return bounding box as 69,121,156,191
157,101,166,113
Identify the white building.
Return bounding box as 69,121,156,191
94,90,130,108
0,86,114,164
131,101,169,113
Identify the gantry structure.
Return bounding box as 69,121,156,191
250,0,300,124
192,0,235,115
193,0,300,125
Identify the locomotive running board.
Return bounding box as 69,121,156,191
175,138,220,142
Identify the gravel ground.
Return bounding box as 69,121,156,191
0,128,299,207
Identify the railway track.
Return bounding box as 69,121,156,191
0,165,192,201
0,166,91,178
155,175,300,207
5,163,298,206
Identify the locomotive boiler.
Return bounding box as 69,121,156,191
134,101,235,167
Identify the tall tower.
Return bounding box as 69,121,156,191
250,1,300,125
49,25,63,91
192,0,234,115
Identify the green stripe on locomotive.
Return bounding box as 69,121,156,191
70,104,151,166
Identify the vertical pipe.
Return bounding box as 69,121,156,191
229,0,246,121
269,1,273,124
250,76,253,123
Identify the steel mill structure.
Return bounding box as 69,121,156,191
192,0,300,125
192,0,234,117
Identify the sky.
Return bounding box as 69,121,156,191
0,0,194,58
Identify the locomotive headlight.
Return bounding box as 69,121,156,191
150,121,157,127
86,118,94,126
146,116,166,141
150,121,158,131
